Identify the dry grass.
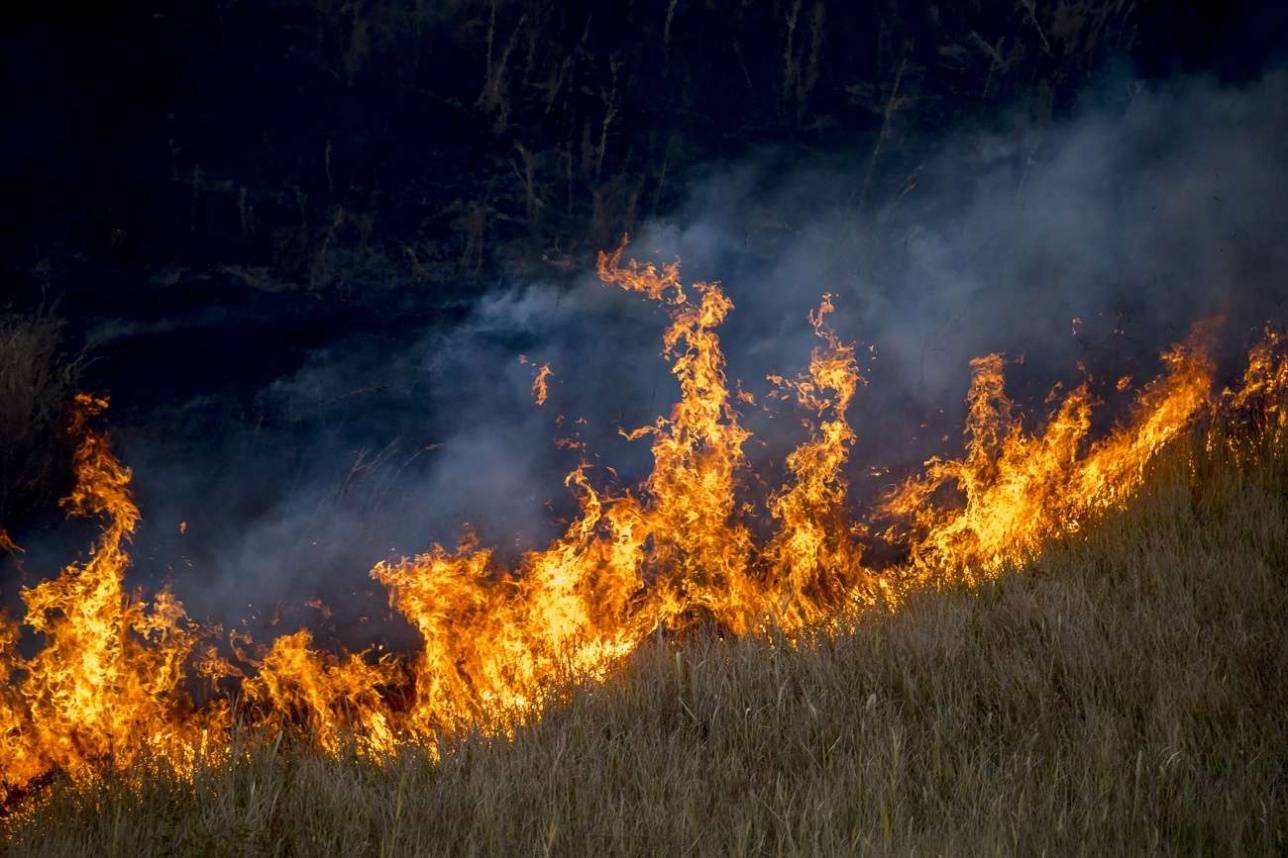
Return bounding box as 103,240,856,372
0,308,81,523
3,436,1286,856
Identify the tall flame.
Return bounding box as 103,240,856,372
1,246,1283,807
881,336,1214,581
762,293,880,625
1,395,217,798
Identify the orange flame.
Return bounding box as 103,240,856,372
881,334,1214,581
1,395,219,799
1,247,1284,807
519,355,554,406
532,364,553,406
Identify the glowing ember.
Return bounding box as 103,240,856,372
518,355,554,406
1,245,1284,806
532,364,553,406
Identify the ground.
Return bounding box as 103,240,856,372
5,435,1284,856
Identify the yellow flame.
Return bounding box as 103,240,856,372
1,395,218,800
882,334,1214,581
1,248,1283,807
532,364,553,406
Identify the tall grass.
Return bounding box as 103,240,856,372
0,308,81,524
3,435,1286,856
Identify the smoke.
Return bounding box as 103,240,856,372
8,67,1284,641
640,67,1287,404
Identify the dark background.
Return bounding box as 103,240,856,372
2,1,1285,640
5,2,1280,334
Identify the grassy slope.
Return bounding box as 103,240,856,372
4,439,1286,856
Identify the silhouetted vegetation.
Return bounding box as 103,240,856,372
0,309,80,527
6,0,1258,306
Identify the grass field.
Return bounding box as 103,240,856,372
3,433,1286,856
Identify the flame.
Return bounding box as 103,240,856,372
762,293,881,625
243,630,400,755
881,335,1214,581
532,363,553,406
1,247,1284,807
1,396,218,801
519,355,554,406
1221,327,1288,458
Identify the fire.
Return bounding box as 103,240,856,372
881,336,1214,581
1,245,1284,807
1221,327,1288,459
761,293,881,626
243,629,400,755
532,363,553,405
519,355,554,406
1,395,218,799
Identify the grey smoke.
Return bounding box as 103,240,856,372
11,67,1284,641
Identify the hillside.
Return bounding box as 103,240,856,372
5,425,1285,856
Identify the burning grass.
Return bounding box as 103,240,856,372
4,428,1286,855
1,244,1286,853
